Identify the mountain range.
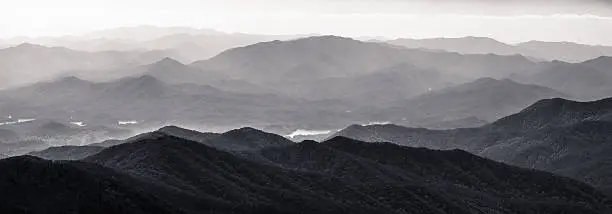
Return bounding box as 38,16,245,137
2,35,612,138
376,78,569,126
194,36,537,84
0,66,573,138
388,37,612,62
1,26,311,63
334,97,612,193
0,43,175,89
0,75,316,129
514,57,612,100
3,34,612,105
0,125,610,213
3,26,612,213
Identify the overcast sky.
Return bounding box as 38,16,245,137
1,0,611,45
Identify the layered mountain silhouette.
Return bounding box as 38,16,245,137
141,57,274,94
378,78,568,126
39,125,293,160
193,36,537,85
3,26,310,63
153,126,293,152
0,126,610,213
0,43,170,88
139,33,291,62
388,37,612,62
388,37,520,56
28,145,105,160
335,97,612,192
3,35,612,131
289,63,466,105
517,41,612,63
517,60,612,100
0,120,130,157
420,117,489,130
4,26,612,213
0,75,323,128
0,140,49,157
0,119,130,142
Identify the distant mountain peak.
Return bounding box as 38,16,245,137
60,76,83,81
220,127,294,149
520,97,596,113
243,35,358,49
322,136,360,145
138,74,161,82
492,97,612,130
281,35,362,46
123,75,163,85
457,77,541,90
463,36,493,40
157,125,184,133
109,75,169,96
153,57,184,67
303,35,355,41
222,127,272,138
0,155,46,164
154,125,218,141
461,36,504,43
56,76,90,85
589,55,612,61
582,56,612,69
13,43,47,49
299,140,319,145
472,77,499,83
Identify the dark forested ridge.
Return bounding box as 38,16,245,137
0,126,610,213
334,97,612,193
0,156,182,214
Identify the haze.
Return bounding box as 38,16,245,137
2,0,612,45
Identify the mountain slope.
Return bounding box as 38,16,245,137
86,134,402,214
29,145,105,160
388,37,612,62
193,36,537,84
290,63,464,105
520,61,612,100
0,156,182,214
388,37,519,56
583,56,612,73
91,126,292,153
381,78,568,126
2,126,609,213
0,75,315,128
491,97,612,131
0,43,168,88
148,126,293,152
335,97,612,192
86,131,611,213
257,136,611,213
143,57,227,84
517,41,612,62
141,57,272,94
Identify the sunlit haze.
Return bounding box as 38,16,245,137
1,0,612,44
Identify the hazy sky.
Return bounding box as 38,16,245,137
1,0,611,44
